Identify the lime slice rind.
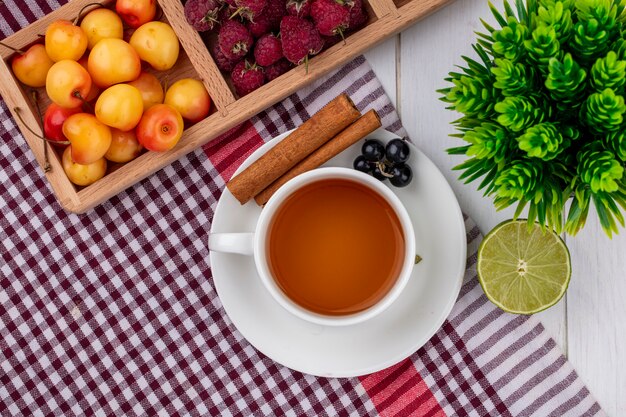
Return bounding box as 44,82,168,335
477,219,571,315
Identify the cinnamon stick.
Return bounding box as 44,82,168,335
227,94,361,204
254,109,382,206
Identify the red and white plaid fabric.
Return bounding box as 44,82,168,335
1,2,606,416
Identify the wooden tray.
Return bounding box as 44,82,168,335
0,0,453,213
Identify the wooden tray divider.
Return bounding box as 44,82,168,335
159,0,236,114
366,0,400,18
396,0,455,21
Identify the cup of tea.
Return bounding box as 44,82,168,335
209,167,416,326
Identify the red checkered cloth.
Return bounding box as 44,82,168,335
0,1,606,416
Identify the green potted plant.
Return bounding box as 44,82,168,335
440,0,626,236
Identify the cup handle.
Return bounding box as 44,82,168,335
208,233,255,256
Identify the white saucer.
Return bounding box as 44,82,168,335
209,128,467,378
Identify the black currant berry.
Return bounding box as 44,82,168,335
361,139,386,162
385,138,410,164
389,164,413,187
353,155,372,174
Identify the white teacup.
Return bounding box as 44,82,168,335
209,167,416,326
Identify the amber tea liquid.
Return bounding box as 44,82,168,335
267,178,405,316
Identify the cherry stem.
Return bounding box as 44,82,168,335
13,105,69,146
14,107,46,139
0,41,25,55
73,90,93,112
31,91,51,172
73,2,104,25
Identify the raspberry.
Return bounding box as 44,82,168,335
348,8,367,31
310,0,350,37
232,0,267,21
211,42,241,73
248,0,285,36
254,34,283,66
218,20,254,60
219,4,238,21
184,0,223,32
247,12,273,37
347,0,367,31
264,0,287,26
286,0,311,17
265,58,293,81
231,59,265,96
280,16,324,67
321,34,342,48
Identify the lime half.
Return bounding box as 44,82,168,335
477,219,571,315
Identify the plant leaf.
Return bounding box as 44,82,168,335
489,1,508,27
537,200,547,229
528,201,538,227
447,145,471,155
593,194,617,237
481,18,496,34
475,31,494,41
478,165,499,191
516,0,528,24
565,193,591,235
473,43,493,69
602,193,625,226
503,0,516,20
458,160,488,181
514,199,528,219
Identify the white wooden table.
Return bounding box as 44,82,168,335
363,1,626,415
